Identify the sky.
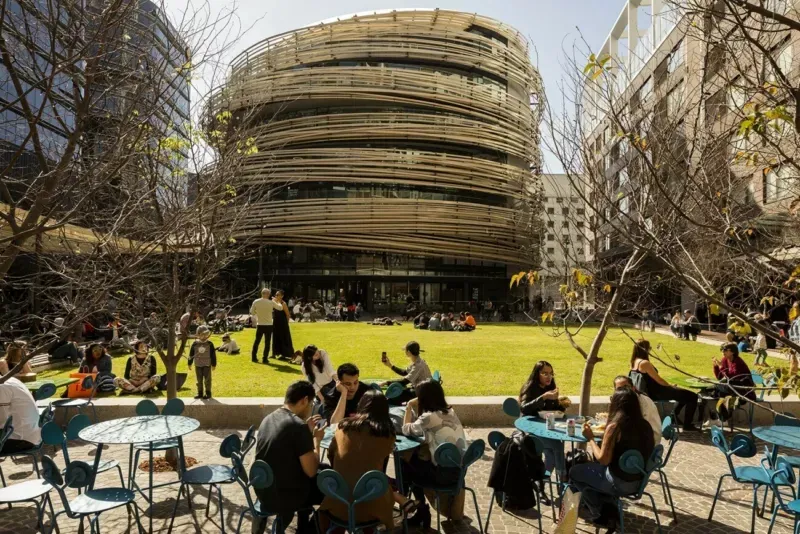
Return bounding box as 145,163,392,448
166,0,627,171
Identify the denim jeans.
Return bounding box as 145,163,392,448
539,437,566,479
569,463,641,520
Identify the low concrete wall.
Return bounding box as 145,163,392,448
84,395,795,428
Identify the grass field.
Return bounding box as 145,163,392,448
39,323,773,398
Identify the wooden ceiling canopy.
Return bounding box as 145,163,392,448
213,9,542,265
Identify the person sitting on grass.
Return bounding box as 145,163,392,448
726,318,752,343
79,343,116,393
114,341,160,394
252,381,327,534
669,311,682,338
188,325,216,400
400,380,467,529
320,389,417,532
381,341,432,405
519,361,570,490
427,313,441,331
324,363,370,424
218,333,240,355
301,345,336,402
681,309,700,340
569,387,655,529
3,341,34,376
439,313,453,331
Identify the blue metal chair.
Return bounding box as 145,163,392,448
62,415,126,488
34,383,58,417
484,430,554,532
654,415,678,523
707,426,788,532
410,440,485,534
49,376,98,423
609,444,666,533
772,414,800,472
129,398,184,491
761,455,800,533
41,455,144,534
0,410,49,483
230,454,281,534
502,397,521,418
738,372,774,432
432,370,442,384
316,469,389,533
166,433,243,533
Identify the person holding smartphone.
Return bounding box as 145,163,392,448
381,341,432,405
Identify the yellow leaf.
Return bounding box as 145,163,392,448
509,274,519,288
603,284,612,293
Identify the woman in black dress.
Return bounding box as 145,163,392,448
271,290,295,360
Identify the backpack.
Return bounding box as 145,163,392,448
628,369,649,396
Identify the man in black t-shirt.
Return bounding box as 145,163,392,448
253,381,326,534
322,362,370,424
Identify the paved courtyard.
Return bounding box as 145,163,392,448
0,427,796,533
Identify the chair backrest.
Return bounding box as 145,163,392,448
41,455,71,514
433,442,463,469
65,414,92,441
230,452,273,514
751,372,767,401
34,383,57,401
385,382,405,400
619,444,664,498
162,398,185,416
38,404,54,428
318,469,389,533
241,425,257,456
219,433,242,458
41,421,65,448
432,370,441,383
660,415,679,465
775,412,800,427
765,456,798,511
136,399,159,416
711,426,756,478
502,397,521,418
487,430,506,452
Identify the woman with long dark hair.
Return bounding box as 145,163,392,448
630,339,699,430
320,390,414,530
400,380,467,529
519,361,570,488
271,290,295,360
301,345,336,401
80,343,117,393
569,387,655,527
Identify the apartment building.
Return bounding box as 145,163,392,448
581,0,799,309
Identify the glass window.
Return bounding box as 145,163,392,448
547,221,555,228
764,166,799,202
562,207,569,216
640,77,653,103
547,234,555,241
547,247,555,254
547,207,555,214
768,43,793,83
667,40,685,73
728,82,748,112
667,81,684,116
562,221,569,228
547,261,555,268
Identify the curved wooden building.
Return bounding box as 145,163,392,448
212,9,543,307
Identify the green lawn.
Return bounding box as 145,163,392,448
39,323,775,398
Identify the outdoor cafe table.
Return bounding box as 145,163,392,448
320,406,421,491
78,415,200,533
752,425,800,463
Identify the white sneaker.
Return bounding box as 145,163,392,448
703,418,722,430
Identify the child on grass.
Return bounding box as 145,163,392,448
753,330,768,366
218,333,240,355
188,325,216,399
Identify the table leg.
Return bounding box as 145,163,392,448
177,436,187,475
89,440,103,490
148,447,153,534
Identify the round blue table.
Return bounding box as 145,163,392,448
514,416,598,443
79,416,200,533
753,425,800,450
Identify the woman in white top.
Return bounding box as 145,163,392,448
0,375,41,453
669,311,682,337
301,345,336,401
400,379,466,529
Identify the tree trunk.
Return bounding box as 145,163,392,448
165,359,178,400
578,249,644,415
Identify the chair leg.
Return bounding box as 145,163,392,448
218,484,226,534
751,485,759,534
485,490,495,533
645,492,663,534
708,474,730,521
205,484,214,518
235,509,248,534
767,506,779,534
660,471,677,523
435,493,442,534
31,454,40,477
617,499,625,534
116,464,125,487
167,482,184,533
467,487,483,534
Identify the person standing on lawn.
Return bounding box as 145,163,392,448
188,325,216,399
250,288,284,364
272,290,295,360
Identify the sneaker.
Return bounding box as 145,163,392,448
203,394,210,400
251,358,258,363
194,395,202,399
262,358,269,364
703,418,722,430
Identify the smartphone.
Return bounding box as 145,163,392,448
381,351,388,363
